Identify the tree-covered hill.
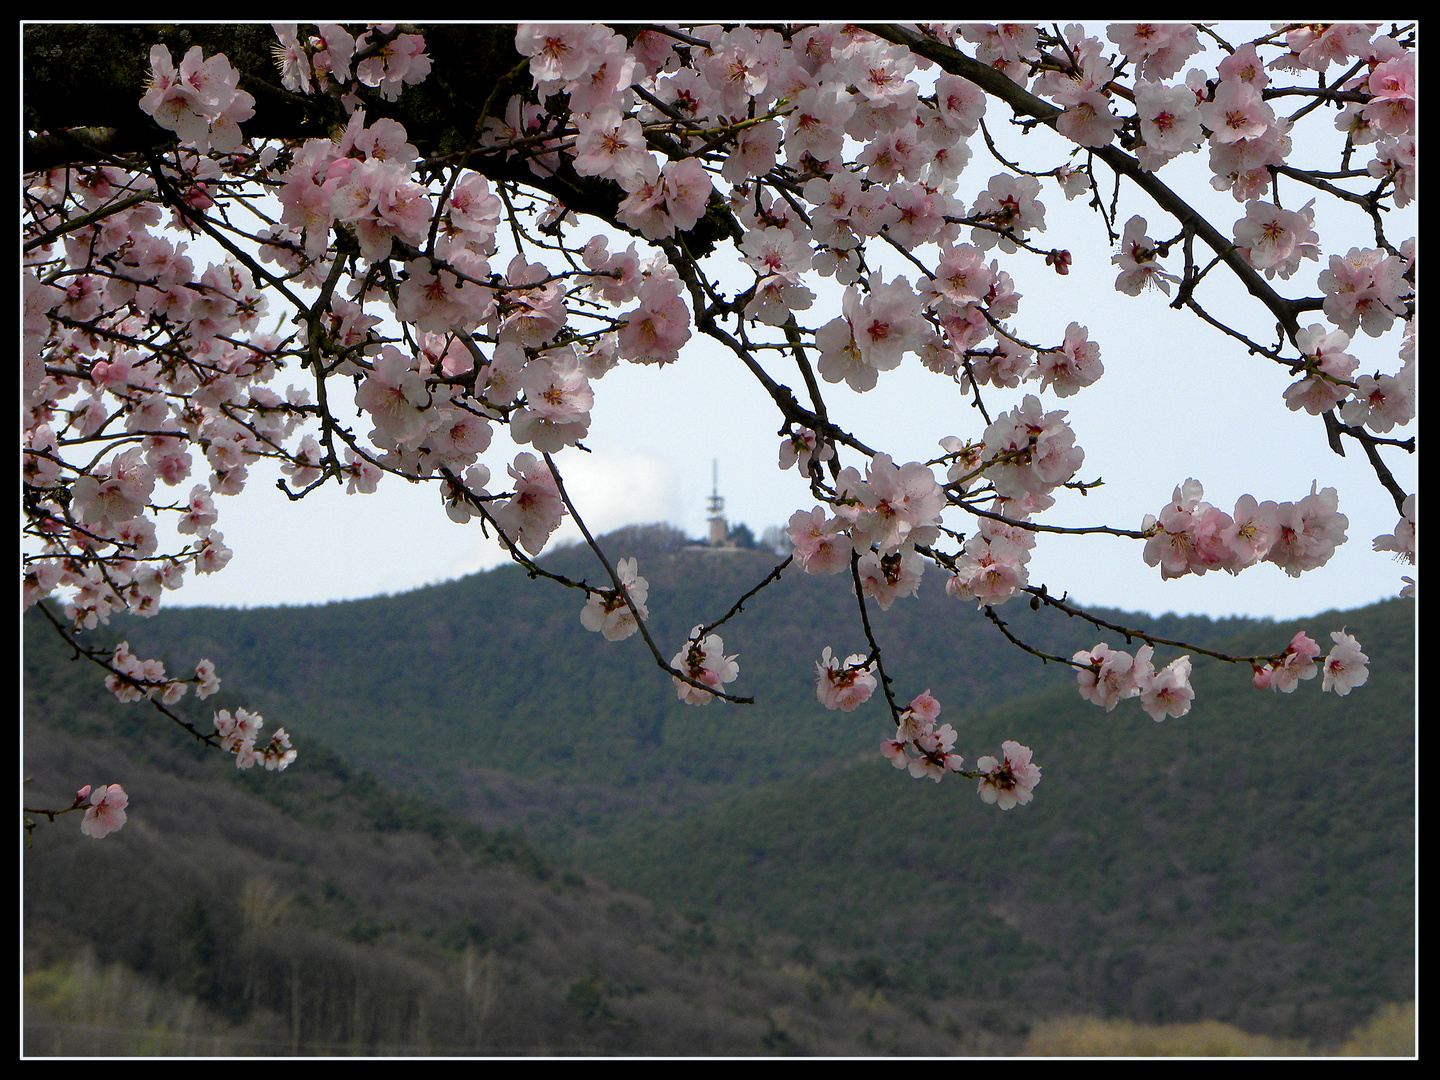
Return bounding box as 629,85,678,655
23,533,1414,1052
91,523,1268,845
23,617,1017,1055
569,595,1415,1044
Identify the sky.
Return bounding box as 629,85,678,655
69,23,1418,624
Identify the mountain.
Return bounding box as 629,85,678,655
572,595,1416,1043
23,614,1019,1056
24,524,1415,1052
88,523,1261,848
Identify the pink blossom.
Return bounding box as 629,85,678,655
1200,79,1275,145
1133,646,1194,721
193,530,233,575
1264,483,1349,577
1363,55,1416,137
945,531,1030,608
195,658,221,699
933,73,986,135
355,347,435,447
971,173,1046,252
1321,630,1369,696
885,690,964,782
421,404,493,473
981,395,1084,500
837,453,943,555
71,449,156,528
855,548,925,610
516,23,616,86
446,173,502,246
1057,89,1121,148
1112,215,1181,295
512,352,593,453
815,646,876,711
671,628,739,705
1234,199,1319,280
778,429,834,477
1283,23,1378,72
80,784,129,838
1217,42,1268,89
1258,631,1322,693
617,273,691,364
1317,247,1411,338
783,83,853,172
572,107,651,182
1108,23,1200,81
1036,322,1103,397
662,157,713,233
354,29,430,101
1371,494,1416,579
441,464,492,524
908,723,965,782
581,558,649,641
1220,494,1280,571
491,453,566,556
788,507,852,576
1284,324,1359,416
927,243,993,308
975,741,1041,809
1073,643,1141,711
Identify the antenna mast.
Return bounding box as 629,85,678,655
707,459,728,546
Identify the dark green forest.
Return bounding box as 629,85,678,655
23,524,1416,1055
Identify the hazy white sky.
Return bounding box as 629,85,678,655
121,24,1416,622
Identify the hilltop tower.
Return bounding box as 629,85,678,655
707,460,734,548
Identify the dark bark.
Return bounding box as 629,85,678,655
23,23,739,257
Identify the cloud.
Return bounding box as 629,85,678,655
549,450,685,539
444,450,685,581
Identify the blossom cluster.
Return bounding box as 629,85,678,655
880,690,966,782
1142,478,1349,581
816,647,877,712
214,707,297,771
876,689,1042,810
580,558,650,641
1072,642,1196,721
974,741,1042,810
103,641,221,706
670,628,740,705
1250,629,1369,697
139,45,255,154
22,22,1414,823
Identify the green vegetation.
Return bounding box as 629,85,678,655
24,525,1415,1054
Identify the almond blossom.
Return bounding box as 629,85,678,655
581,558,649,641
1112,215,1181,295
881,690,965,782
1234,199,1320,280
1321,630,1370,696
816,647,877,712
22,22,1414,835
1035,322,1103,397
491,453,566,557
671,628,739,705
1252,631,1322,693
975,742,1041,809
79,784,129,838
788,506,852,576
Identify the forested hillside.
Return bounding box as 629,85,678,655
24,525,1414,1053
94,523,1262,846
574,595,1415,1043
24,619,1020,1055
